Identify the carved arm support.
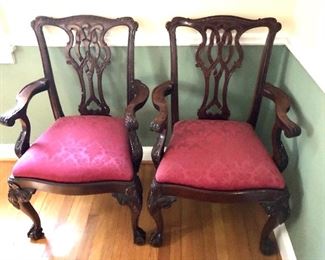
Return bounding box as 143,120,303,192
125,79,149,172
263,83,301,171
125,79,149,130
150,81,173,168
0,78,49,157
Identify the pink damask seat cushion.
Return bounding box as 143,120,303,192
156,120,285,190
13,116,133,183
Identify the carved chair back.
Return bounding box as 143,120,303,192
166,16,281,127
32,15,138,118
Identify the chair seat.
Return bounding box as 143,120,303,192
13,115,133,183
156,120,285,190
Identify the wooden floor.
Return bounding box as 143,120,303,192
0,161,281,260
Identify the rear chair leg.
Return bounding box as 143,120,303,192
260,193,290,255
8,180,44,240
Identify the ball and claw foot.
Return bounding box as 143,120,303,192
27,225,44,240
149,231,163,247
260,237,277,255
134,227,146,245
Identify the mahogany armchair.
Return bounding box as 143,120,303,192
147,16,301,255
0,15,149,244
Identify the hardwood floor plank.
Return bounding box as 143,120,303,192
200,203,218,260
0,161,282,260
211,204,229,260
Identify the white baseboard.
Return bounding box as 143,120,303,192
142,146,152,161
274,224,297,260
0,144,16,160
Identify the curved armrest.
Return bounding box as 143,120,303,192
150,80,173,133
263,83,301,172
149,81,173,168
0,78,48,157
263,83,301,138
125,79,149,130
0,78,49,127
124,80,149,173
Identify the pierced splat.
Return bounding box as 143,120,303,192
32,16,138,118
65,23,111,115
196,27,243,119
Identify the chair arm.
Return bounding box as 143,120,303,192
0,78,49,127
150,81,173,133
263,83,301,138
124,80,149,173
262,83,301,172
0,78,49,157
149,81,173,168
125,79,149,130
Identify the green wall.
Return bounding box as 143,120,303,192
0,45,324,260
256,47,325,260
0,45,282,145
272,51,325,260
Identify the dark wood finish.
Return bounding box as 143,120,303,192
263,83,301,171
0,78,48,156
0,162,281,259
0,15,149,245
148,15,301,255
32,15,140,118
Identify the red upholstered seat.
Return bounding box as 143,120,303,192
156,120,285,190
13,116,133,183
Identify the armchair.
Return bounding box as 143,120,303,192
0,15,149,244
147,15,301,255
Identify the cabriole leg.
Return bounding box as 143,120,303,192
8,180,44,240
113,176,146,245
147,180,176,247
260,193,290,255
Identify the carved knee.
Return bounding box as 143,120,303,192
8,181,34,209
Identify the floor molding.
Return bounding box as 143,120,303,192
142,146,152,162
0,144,16,160
274,224,297,260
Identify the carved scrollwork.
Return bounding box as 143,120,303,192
260,194,290,224
273,140,289,172
151,129,167,168
148,183,176,211
147,181,176,246
112,176,145,244
127,130,143,173
150,121,163,133
125,113,139,130
195,27,244,120
64,22,111,115
148,193,176,210
14,125,30,158
272,121,289,172
260,192,290,255
8,182,34,209
112,177,142,208
112,192,128,205
8,179,44,240
260,197,290,255
27,224,45,240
